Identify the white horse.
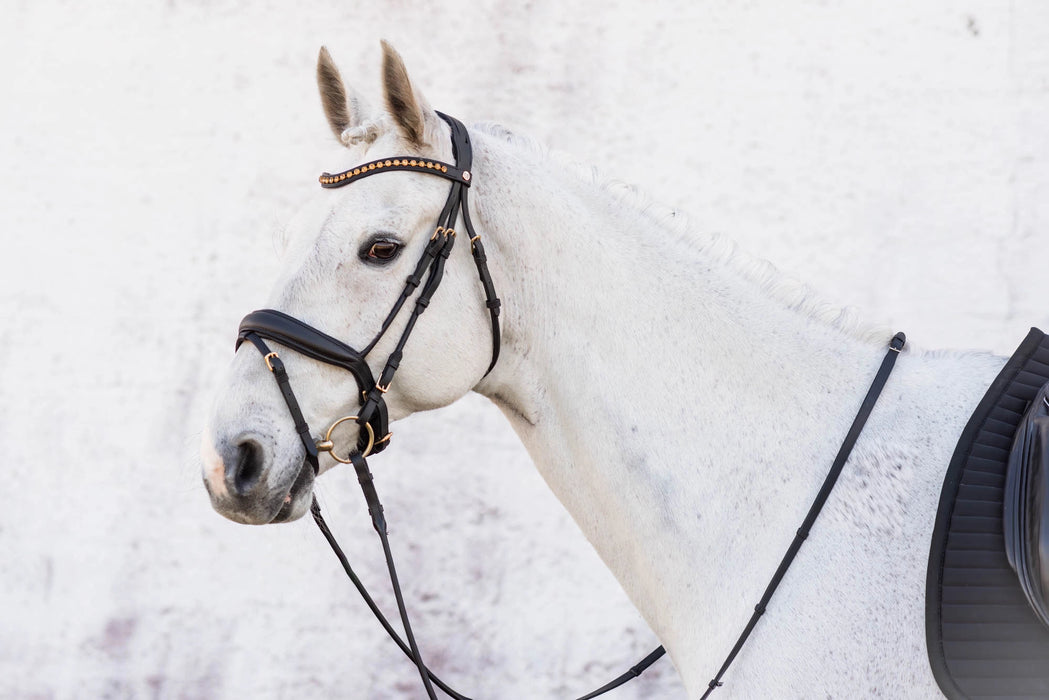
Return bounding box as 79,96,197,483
202,42,1006,698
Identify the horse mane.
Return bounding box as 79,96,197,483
472,121,893,347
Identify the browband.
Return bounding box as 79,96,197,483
320,157,471,188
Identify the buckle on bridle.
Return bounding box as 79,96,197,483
264,352,279,372
316,415,376,462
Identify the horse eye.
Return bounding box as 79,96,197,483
365,240,401,262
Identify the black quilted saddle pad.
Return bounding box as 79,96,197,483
927,327,1049,699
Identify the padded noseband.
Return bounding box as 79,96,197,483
238,309,379,387
237,309,390,457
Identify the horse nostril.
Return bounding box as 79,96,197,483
228,439,264,496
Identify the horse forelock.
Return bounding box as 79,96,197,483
339,116,387,147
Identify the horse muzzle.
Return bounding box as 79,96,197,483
203,433,315,524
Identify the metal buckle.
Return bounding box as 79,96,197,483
315,415,376,462
264,352,279,372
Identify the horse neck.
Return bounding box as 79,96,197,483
467,128,910,652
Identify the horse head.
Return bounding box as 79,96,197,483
202,42,496,524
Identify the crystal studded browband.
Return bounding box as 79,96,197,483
319,157,472,189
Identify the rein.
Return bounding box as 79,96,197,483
233,112,907,698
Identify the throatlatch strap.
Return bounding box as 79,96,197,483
699,331,906,699
460,187,501,374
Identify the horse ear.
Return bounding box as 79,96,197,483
380,40,436,148
316,46,366,142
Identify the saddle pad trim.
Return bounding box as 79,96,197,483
926,327,1049,699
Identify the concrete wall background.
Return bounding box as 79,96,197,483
2,1,1047,698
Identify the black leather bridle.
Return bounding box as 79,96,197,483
238,113,500,470
232,111,907,699
235,113,664,699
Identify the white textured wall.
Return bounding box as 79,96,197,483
2,2,1048,698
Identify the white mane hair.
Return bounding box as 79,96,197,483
472,121,895,347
